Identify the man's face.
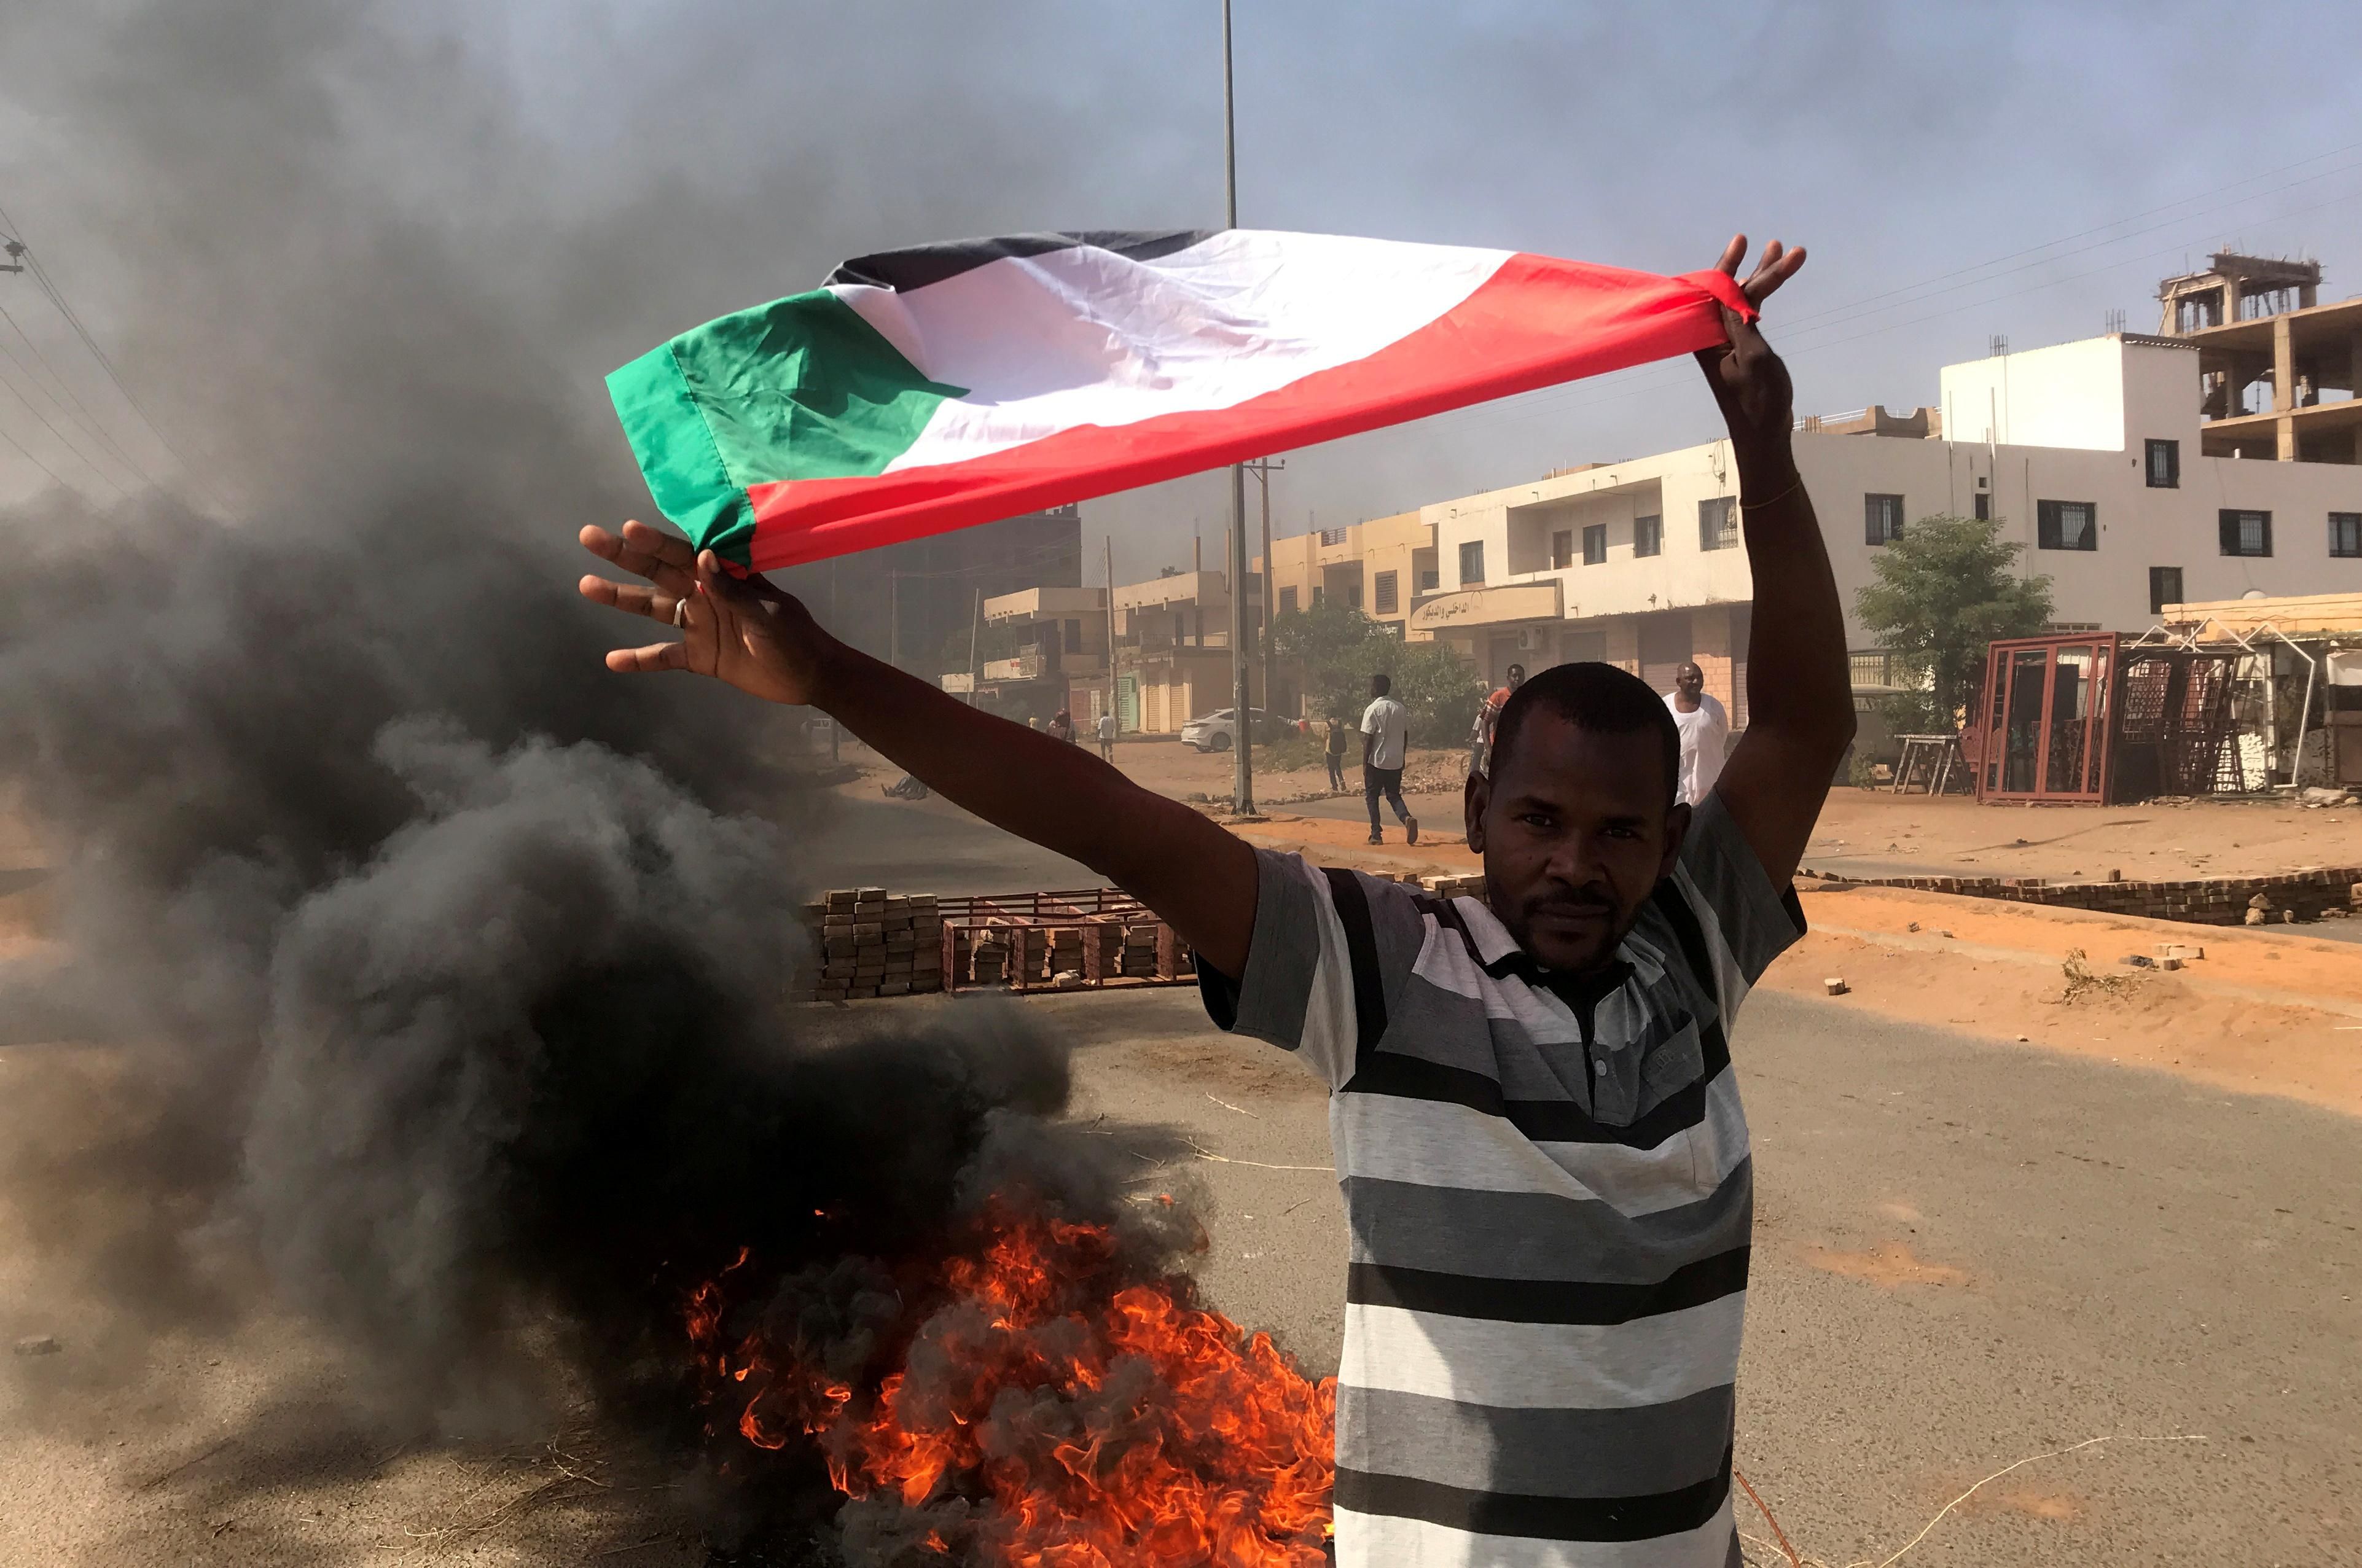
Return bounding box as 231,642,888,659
1507,665,1525,688
1675,664,1704,700
1465,712,1688,973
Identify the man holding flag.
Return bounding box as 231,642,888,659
582,236,1851,1568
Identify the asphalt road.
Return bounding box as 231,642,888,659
1026,983,2362,1568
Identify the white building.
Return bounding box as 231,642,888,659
1409,300,2362,723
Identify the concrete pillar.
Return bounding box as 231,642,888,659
2277,415,2298,462
1691,605,1738,712
1603,617,1640,676
2273,317,2295,413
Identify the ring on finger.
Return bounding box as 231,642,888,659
672,596,689,629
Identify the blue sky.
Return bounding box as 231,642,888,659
2,1,2358,572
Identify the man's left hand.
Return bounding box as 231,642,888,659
1695,236,1805,456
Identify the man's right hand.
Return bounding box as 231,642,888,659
578,521,829,707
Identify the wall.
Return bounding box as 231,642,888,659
1420,333,2362,650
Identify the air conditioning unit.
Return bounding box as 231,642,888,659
1515,627,1542,652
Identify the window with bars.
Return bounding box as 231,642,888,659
2145,439,2180,488
2036,499,2097,552
2331,513,2362,559
2218,509,2272,557
2148,566,2182,615
1418,568,1440,591
1551,529,1574,569
1864,493,1904,546
1458,540,1486,584
1973,491,1990,521
1633,515,1662,557
1347,582,1363,610
1373,571,1399,614
1697,497,1738,552
1278,586,1297,615
1582,523,1608,564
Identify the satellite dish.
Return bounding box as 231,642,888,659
2241,589,2268,600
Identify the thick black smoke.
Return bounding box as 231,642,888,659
0,1,1205,1561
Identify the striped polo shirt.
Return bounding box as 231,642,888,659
1200,794,1802,1567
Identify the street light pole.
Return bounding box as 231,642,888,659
1222,0,1256,816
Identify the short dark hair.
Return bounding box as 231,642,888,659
1371,672,1391,695
1487,661,1678,806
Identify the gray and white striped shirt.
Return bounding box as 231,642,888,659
1201,793,1802,1567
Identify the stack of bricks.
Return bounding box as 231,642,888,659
1420,873,1488,900
806,889,945,1001
1799,865,2362,927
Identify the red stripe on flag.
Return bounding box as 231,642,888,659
741,258,1750,572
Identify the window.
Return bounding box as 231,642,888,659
1372,571,1399,614
1277,586,1297,615
1063,618,1083,653
1973,491,1990,521
1347,582,1363,610
1551,529,1574,569
1864,493,1905,546
1582,523,1608,564
2036,499,2097,552
2219,509,2273,557
1633,514,1662,557
2331,513,2362,559
1312,585,1324,606
1458,540,1486,584
2148,566,2183,616
2146,439,2180,489
1697,496,1738,552
1418,568,1440,591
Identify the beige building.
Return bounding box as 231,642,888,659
1256,510,1441,639
1407,285,2362,727
1100,569,1267,733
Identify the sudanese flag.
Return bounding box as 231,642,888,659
608,230,1753,572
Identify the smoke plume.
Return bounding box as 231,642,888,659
0,1,1224,1561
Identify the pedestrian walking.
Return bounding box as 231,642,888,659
1359,674,1417,845
1323,714,1348,791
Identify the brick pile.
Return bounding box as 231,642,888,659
1802,864,2362,926
808,888,944,1001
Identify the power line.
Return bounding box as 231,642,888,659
0,400,74,491
0,200,226,510
0,353,130,496
0,293,169,490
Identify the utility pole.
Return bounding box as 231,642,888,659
1222,0,1256,815
827,559,841,762
1244,457,1284,724
967,588,984,706
1105,536,1122,735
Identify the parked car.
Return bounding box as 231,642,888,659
1179,707,1278,752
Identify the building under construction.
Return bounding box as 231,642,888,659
2158,252,2362,464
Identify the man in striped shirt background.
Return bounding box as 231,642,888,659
584,235,1853,1565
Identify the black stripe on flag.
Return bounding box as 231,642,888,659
1335,1446,1732,1542
1345,1249,1750,1325
824,230,1212,292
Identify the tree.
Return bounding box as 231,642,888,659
1269,600,1484,747
1853,515,2053,730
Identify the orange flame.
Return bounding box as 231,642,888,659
685,1206,1335,1565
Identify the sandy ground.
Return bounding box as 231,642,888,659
7,771,2362,1566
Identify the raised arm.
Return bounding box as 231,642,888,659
578,527,1258,975
1691,237,1855,886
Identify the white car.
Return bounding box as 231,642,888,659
1179,707,1276,752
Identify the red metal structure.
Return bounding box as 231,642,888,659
1973,633,2120,803
1972,633,2247,804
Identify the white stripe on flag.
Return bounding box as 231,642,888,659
827,230,1512,472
